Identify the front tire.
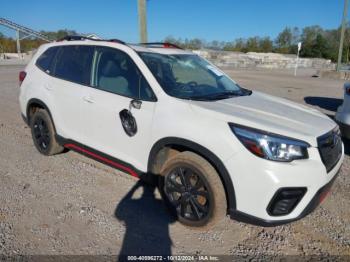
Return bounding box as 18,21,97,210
30,109,64,156
159,151,227,228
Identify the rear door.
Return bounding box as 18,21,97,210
50,45,94,141
80,46,157,170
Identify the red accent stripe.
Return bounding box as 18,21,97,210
64,143,139,178
319,188,330,204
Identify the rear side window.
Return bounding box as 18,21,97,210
36,47,59,73
53,45,94,85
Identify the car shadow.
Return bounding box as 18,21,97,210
114,179,175,259
304,96,343,112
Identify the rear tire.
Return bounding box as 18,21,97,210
159,151,227,228
30,109,64,156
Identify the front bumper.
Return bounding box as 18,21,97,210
225,143,344,226
230,169,339,226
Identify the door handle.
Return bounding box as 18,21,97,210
83,95,95,103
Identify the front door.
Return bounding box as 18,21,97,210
80,46,157,171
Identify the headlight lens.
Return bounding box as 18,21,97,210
230,124,310,162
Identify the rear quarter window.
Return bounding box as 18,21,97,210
35,47,59,73
53,45,94,85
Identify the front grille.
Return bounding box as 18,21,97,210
317,127,342,172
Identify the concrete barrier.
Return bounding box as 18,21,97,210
194,49,335,70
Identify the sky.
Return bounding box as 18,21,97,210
0,0,348,42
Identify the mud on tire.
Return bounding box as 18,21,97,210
159,151,227,228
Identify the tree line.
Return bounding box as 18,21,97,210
0,25,349,62
165,25,350,62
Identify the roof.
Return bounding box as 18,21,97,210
52,35,194,55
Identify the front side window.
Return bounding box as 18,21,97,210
92,47,155,101
36,46,59,73
53,45,94,85
138,52,251,100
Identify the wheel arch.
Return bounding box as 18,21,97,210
26,98,57,131
148,137,236,211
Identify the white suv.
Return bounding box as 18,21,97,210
19,36,344,228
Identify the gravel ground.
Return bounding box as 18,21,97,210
0,65,349,258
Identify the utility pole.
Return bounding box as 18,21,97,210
137,0,148,43
16,29,21,59
337,0,349,71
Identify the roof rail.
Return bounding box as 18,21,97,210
140,42,183,49
57,35,126,45
108,38,126,44
57,35,92,41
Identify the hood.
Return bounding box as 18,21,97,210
190,91,337,147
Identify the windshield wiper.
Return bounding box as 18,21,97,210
189,91,241,101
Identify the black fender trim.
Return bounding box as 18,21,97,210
21,113,29,125
148,137,236,211
26,98,56,131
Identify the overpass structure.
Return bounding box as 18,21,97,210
0,17,51,58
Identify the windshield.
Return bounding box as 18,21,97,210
138,52,251,101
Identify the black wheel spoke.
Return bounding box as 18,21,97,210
167,178,185,193
189,198,201,219
42,135,50,146
34,131,41,139
193,177,204,190
180,201,188,217
184,169,193,187
195,190,209,199
192,197,208,213
178,167,188,187
42,127,50,136
37,137,45,147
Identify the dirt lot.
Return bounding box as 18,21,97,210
0,65,349,258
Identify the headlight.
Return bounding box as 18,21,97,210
229,124,310,162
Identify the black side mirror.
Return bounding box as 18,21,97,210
130,99,142,111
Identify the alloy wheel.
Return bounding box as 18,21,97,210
33,117,50,151
164,166,211,222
